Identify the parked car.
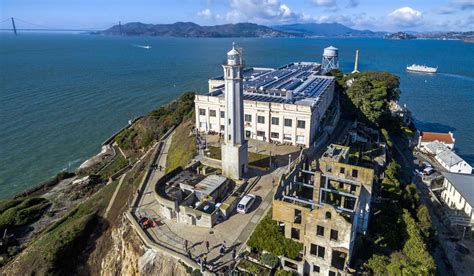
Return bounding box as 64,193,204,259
237,194,256,214
423,167,435,175
422,161,432,168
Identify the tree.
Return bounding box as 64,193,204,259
402,183,420,211
343,71,400,126
247,211,303,259
402,209,436,274
366,254,390,275
417,205,435,242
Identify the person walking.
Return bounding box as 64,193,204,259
205,240,210,252
219,245,225,256
184,239,188,251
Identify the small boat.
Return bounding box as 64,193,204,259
406,64,437,73
134,44,151,49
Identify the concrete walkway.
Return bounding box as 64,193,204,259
131,129,284,272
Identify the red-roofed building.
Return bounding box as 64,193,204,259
418,131,455,150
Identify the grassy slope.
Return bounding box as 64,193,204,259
165,118,196,173
1,93,196,274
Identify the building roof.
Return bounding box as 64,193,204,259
421,131,454,144
436,148,464,167
442,172,474,207
209,62,334,108
194,175,227,196
425,141,448,155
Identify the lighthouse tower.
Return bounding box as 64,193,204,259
221,43,248,180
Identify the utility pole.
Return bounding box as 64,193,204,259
11,17,17,36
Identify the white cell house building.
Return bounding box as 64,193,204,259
423,141,473,174
441,172,474,225
195,60,335,148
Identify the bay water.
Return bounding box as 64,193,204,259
1,34,473,198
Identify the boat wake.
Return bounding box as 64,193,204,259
438,73,474,82
133,44,151,49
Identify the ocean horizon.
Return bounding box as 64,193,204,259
1,33,473,199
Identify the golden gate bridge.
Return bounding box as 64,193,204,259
0,17,121,35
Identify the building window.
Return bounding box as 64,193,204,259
284,118,292,127
209,110,216,117
244,114,252,122
313,265,320,273
326,211,331,219
271,132,279,139
328,271,336,276
297,120,306,129
340,167,345,174
350,185,357,193
220,111,225,118
330,229,338,241
245,130,251,138
352,169,358,178
271,117,279,125
316,225,324,236
199,122,206,128
284,260,298,271
291,227,300,240
228,119,231,125
310,244,325,259
257,131,265,137
199,108,206,116
228,135,231,141
284,134,292,141
257,116,265,124
296,135,304,143
294,209,302,224
220,125,225,131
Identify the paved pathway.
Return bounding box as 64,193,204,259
104,173,126,218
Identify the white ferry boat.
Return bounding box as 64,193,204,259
406,64,437,73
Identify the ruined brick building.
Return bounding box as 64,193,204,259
273,144,375,275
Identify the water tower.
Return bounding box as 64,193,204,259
322,46,339,74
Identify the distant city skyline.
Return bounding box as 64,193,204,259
1,0,473,32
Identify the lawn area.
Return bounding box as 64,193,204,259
98,150,129,179
206,146,271,170
166,119,196,173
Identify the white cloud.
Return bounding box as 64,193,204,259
387,7,423,28
224,0,303,23
197,9,213,19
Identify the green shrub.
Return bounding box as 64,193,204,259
0,197,50,230
248,210,303,259
0,198,24,214
260,253,279,268
275,268,296,276
417,205,435,241
238,259,266,274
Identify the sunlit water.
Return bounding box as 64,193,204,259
1,34,473,198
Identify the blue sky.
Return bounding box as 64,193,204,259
1,0,473,31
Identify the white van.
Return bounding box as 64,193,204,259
237,194,256,214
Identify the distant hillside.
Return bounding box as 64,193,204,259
272,23,385,37
96,22,291,37
384,32,416,39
